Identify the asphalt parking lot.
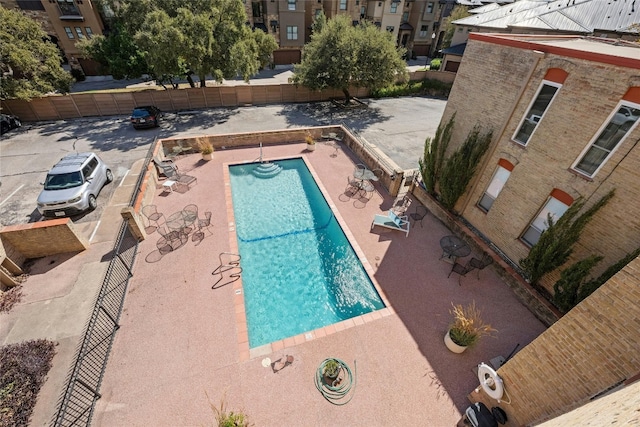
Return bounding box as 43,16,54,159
0,96,446,228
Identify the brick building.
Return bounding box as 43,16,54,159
440,33,640,293
442,33,640,426
1,0,109,75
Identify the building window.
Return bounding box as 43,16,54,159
64,27,74,39
340,0,347,10
572,102,640,177
513,81,561,145
17,0,45,11
402,11,409,22
58,0,80,16
478,159,514,212
427,2,434,13
419,25,428,37
252,2,262,17
513,69,568,146
386,26,394,32
74,27,84,39
390,2,398,13
85,27,93,38
286,25,298,40
521,190,573,247
288,0,295,11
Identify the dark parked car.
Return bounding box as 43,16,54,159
1,113,21,135
130,106,161,129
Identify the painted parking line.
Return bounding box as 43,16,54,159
118,169,130,187
0,184,24,208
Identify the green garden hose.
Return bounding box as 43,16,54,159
314,358,356,405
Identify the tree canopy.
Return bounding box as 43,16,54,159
82,0,277,87
441,6,470,50
292,14,408,104
0,8,73,100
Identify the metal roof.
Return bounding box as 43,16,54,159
454,0,640,34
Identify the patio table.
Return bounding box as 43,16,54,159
440,235,471,263
166,210,198,234
354,167,379,181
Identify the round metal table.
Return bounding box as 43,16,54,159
440,235,471,260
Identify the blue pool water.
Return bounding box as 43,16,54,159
229,159,385,348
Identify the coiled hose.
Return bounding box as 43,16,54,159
314,358,356,405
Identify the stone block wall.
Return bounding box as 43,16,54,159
469,255,640,426
441,35,640,294
0,218,89,259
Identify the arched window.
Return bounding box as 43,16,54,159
521,189,573,247
478,159,514,212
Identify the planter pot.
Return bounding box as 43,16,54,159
444,330,468,353
202,153,213,161
307,144,316,152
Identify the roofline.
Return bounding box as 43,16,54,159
468,33,640,70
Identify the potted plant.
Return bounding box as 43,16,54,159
322,358,341,383
305,133,316,152
198,140,214,161
445,301,496,353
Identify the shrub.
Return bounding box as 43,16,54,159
1,340,56,426
520,190,614,286
553,255,603,313
439,125,492,211
419,113,455,196
429,58,442,71
449,301,496,347
577,247,640,303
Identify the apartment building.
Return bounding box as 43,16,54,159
246,0,460,64
1,0,108,74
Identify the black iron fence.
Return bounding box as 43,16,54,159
52,153,153,426
52,223,138,426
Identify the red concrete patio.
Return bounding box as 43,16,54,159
92,140,546,426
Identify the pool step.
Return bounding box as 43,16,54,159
252,162,283,178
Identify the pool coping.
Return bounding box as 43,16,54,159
223,155,394,362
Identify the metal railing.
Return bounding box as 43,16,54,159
52,223,138,426
341,123,397,174
52,147,154,426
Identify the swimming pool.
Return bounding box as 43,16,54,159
229,158,385,348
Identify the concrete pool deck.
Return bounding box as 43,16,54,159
92,141,546,426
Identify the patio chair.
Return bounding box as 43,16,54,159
345,176,360,197
409,205,428,228
152,156,177,177
448,258,482,286
141,205,164,233
192,211,213,244
371,210,410,237
467,254,494,279
164,167,198,192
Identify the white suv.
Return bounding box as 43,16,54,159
37,153,113,218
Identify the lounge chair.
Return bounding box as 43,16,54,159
152,156,177,177
371,210,410,237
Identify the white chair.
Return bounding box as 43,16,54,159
371,210,410,237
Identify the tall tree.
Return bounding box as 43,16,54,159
77,23,148,80
0,8,73,100
441,6,470,50
104,0,275,88
292,14,408,104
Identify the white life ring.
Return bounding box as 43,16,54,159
477,362,504,401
